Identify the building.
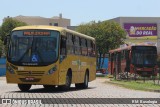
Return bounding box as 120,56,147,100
67,26,77,31
109,17,160,46
4,14,70,28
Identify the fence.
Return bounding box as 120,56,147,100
0,58,6,76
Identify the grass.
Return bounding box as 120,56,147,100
96,75,106,77
106,79,160,92
96,74,114,78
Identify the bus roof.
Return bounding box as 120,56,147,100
109,45,131,53
109,44,156,53
12,25,95,41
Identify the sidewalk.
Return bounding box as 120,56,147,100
0,76,6,80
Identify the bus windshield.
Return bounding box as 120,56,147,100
131,46,157,67
8,30,59,66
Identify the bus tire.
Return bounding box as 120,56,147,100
58,71,72,91
18,84,31,92
43,85,55,90
75,71,89,89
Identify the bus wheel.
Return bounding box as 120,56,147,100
18,84,31,92
75,72,89,89
43,85,55,90
58,71,72,91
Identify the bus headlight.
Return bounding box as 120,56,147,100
7,66,15,74
48,65,57,75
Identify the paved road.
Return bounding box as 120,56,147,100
0,77,160,107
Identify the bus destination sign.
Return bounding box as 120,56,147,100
24,31,50,36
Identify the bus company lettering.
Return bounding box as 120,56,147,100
72,61,77,65
81,62,87,66
24,31,50,36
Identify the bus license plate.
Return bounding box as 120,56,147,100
25,77,34,81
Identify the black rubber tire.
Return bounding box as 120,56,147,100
43,85,55,90
18,84,31,92
75,72,89,89
58,71,72,91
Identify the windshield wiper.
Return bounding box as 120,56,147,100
17,38,34,62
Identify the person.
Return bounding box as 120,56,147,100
144,55,150,64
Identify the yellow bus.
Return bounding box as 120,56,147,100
5,25,96,91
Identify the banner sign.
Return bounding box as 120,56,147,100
1,98,160,104
124,23,157,39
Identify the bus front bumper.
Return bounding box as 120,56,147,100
6,71,59,85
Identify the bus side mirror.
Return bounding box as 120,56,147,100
4,35,10,45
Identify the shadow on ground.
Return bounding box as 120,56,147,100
10,86,96,93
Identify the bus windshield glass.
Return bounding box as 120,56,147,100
8,30,59,66
131,46,157,67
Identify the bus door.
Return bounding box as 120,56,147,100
113,53,117,75
115,52,121,76
125,50,130,72
114,53,117,76
109,53,114,75
59,36,67,84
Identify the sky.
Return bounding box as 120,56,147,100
0,0,160,26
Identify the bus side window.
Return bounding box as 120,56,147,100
66,33,74,54
60,36,66,55
60,36,67,63
87,40,91,56
72,35,75,54
85,39,88,56
81,38,87,56
74,36,80,55
72,35,75,43
91,41,96,57
79,37,82,55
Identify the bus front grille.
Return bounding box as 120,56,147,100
17,71,45,76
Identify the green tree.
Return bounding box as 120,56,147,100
0,18,27,57
76,20,126,69
0,18,27,41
